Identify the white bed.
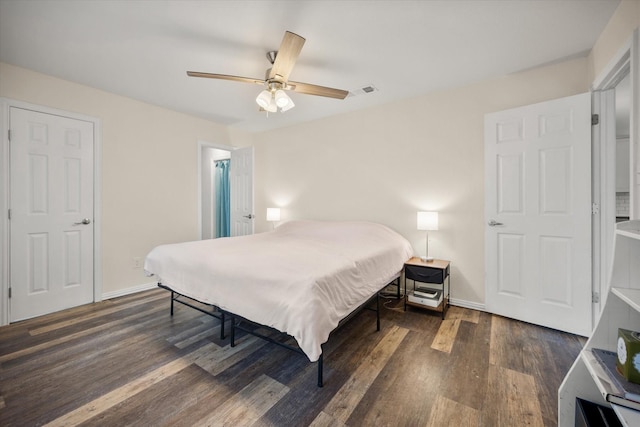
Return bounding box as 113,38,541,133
144,220,413,362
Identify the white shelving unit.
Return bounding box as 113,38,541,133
559,220,640,426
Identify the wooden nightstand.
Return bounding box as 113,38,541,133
403,257,451,319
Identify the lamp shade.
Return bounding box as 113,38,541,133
274,89,291,108
266,208,281,222
280,98,295,112
417,211,438,231
256,90,272,109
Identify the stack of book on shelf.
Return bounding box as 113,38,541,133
592,348,640,411
407,286,443,308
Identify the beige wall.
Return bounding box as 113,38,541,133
0,62,240,296
588,0,640,82
252,57,590,305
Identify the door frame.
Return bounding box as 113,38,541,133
0,98,103,326
591,28,639,325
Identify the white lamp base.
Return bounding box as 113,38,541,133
420,256,434,262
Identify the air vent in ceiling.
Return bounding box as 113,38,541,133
348,84,379,97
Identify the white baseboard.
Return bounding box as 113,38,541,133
101,281,157,300
450,298,485,312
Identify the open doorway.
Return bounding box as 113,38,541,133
591,29,638,325
199,142,232,240
199,142,256,240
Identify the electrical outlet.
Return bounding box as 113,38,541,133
133,257,142,269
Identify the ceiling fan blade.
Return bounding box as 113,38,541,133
268,31,305,81
187,71,264,85
288,81,349,99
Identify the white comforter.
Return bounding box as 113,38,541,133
144,220,413,361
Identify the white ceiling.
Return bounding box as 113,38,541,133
0,0,620,133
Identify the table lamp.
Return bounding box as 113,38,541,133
267,208,281,229
417,211,438,262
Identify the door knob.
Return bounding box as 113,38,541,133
73,218,91,225
488,220,504,226
243,214,255,219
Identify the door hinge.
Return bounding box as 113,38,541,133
591,114,599,126
592,292,600,304
8,287,11,299
7,129,11,141
592,203,599,215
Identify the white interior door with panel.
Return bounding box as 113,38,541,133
230,146,254,237
485,92,592,336
9,107,94,321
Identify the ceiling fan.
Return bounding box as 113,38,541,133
187,31,349,113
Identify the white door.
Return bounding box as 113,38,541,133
230,146,254,236
485,93,592,336
10,107,94,321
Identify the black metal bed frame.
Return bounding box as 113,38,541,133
227,289,383,387
157,283,227,340
157,277,399,387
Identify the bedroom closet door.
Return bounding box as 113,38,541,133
485,93,592,336
9,107,95,321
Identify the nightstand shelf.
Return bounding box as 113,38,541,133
403,257,451,319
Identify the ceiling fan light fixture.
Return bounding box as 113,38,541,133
280,98,295,112
256,90,272,109
274,89,292,108
187,31,349,117
265,96,278,113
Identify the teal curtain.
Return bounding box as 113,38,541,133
215,159,230,238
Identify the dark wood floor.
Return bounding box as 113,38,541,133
0,288,585,426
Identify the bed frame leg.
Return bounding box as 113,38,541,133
170,290,175,316
376,292,381,331
220,310,226,340
317,352,324,387
230,314,236,347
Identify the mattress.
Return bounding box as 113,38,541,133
144,220,414,361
